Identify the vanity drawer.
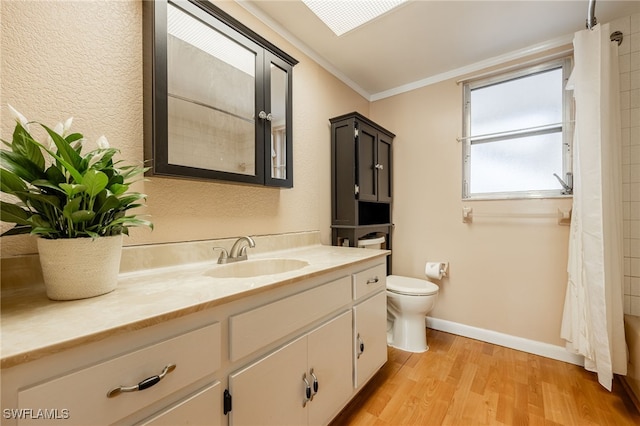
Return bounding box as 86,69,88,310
353,263,386,300
17,322,221,426
138,381,222,426
229,276,351,361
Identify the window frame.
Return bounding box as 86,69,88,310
461,57,574,200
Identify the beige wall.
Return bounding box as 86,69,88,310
0,0,369,256
370,65,573,346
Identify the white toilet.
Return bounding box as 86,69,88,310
386,275,439,353
355,236,441,353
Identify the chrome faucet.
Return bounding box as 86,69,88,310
214,236,256,264
230,236,255,260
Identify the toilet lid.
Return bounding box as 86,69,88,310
387,275,439,296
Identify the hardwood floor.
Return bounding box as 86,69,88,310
331,329,640,425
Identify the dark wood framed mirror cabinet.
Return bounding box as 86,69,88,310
143,0,297,187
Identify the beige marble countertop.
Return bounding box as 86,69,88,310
1,241,388,369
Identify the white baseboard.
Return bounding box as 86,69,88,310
426,317,584,367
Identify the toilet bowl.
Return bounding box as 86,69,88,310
386,275,439,353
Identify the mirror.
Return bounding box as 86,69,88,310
270,64,287,180
167,3,256,176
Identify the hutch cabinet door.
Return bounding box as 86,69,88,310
376,132,393,203
357,121,379,202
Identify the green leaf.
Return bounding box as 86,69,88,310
86,148,117,171
117,192,147,207
96,194,121,214
117,164,148,182
32,179,66,195
27,215,51,229
62,196,82,220
1,137,12,149
108,174,124,187
107,216,154,231
45,165,66,185
21,192,62,211
109,183,128,195
65,132,83,145
59,183,86,197
0,168,27,194
82,169,108,197
0,201,31,225
70,210,95,223
31,127,83,183
0,149,44,182
85,230,100,238
12,122,45,171
29,226,59,237
1,225,32,236
41,124,82,171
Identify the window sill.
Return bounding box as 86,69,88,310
462,193,573,201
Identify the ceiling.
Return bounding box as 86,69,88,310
239,0,639,100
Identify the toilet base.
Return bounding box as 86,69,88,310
388,315,429,353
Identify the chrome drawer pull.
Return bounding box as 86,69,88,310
107,364,176,398
302,373,311,407
357,334,365,359
310,368,319,400
366,276,379,285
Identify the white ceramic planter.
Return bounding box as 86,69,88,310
37,234,123,300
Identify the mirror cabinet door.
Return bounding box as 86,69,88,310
266,54,292,187
166,2,261,180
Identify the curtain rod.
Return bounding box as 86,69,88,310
587,0,597,29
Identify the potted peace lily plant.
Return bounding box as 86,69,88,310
0,105,152,300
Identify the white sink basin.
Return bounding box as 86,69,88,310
204,259,310,279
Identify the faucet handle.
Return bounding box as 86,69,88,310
213,247,229,264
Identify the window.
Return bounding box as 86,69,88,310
462,58,573,199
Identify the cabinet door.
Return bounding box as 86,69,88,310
357,122,379,202
138,382,222,426
353,291,388,388
229,336,307,426
377,134,392,203
264,51,293,188
307,311,353,426
331,119,357,225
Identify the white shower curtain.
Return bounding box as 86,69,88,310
560,23,626,391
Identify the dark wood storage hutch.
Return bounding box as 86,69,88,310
330,112,394,271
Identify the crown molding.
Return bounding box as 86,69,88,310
236,1,574,102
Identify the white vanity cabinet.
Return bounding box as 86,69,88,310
228,311,352,426
226,261,388,425
1,251,389,426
